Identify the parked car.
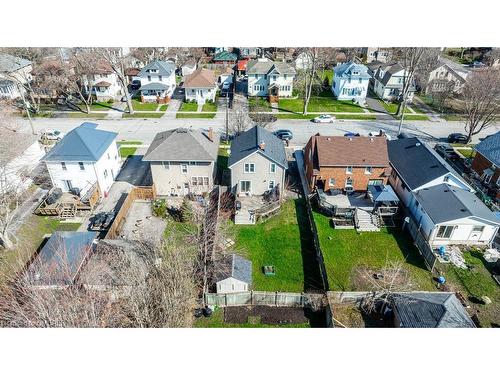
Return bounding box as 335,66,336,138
89,211,115,231
41,129,64,141
222,81,231,90
435,143,460,160
344,132,360,137
131,80,141,90
273,129,293,141
368,130,392,141
448,133,468,144
312,114,335,123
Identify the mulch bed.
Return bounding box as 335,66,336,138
224,306,308,325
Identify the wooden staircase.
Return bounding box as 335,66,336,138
58,203,77,219
354,207,380,232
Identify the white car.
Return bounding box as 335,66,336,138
41,129,64,141
368,130,392,141
312,114,335,123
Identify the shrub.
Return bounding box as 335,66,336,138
152,199,167,217
107,99,114,104
180,197,194,223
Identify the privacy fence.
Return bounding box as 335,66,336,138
404,215,437,271
205,291,324,308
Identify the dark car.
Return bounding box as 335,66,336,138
89,212,107,231
344,132,360,137
130,80,141,90
448,133,468,144
435,143,460,160
102,211,116,229
273,129,293,141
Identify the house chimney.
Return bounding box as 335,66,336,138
259,141,266,150
208,127,214,142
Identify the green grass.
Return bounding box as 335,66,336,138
123,112,163,118
117,140,142,145
232,199,311,292
66,112,108,119
275,113,377,120
178,101,199,112
119,147,138,158
176,113,215,119
278,92,364,113
194,308,310,328
131,99,158,111
248,97,272,111
313,212,435,291
202,101,217,112
319,70,333,85
379,100,411,114
442,114,466,121
403,114,430,121
159,104,168,111
456,148,476,158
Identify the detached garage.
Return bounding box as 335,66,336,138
216,254,252,293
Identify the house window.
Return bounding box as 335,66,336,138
268,180,275,190
159,75,162,81
273,75,277,81
198,177,203,185
472,225,484,234
148,75,151,81
181,164,188,174
192,177,197,186
204,177,209,186
162,161,170,170
78,162,85,171
359,78,362,84
270,163,276,173
264,74,267,80
436,225,454,239
345,177,353,187
365,166,373,174
284,74,287,79
346,166,353,174
240,180,251,193
104,169,108,179
244,163,255,173
329,178,336,187
107,153,110,160
61,162,67,171
333,81,336,88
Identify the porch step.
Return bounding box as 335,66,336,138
355,208,380,232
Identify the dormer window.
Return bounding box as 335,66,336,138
147,69,158,73
352,71,359,75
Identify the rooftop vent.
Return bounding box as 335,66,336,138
258,141,266,150
415,142,421,147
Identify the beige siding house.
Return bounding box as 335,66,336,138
143,128,219,196
228,126,287,196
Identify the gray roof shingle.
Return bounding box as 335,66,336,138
143,128,219,162
42,122,117,162
475,131,500,166
334,61,371,80
246,59,296,75
0,53,32,73
137,60,176,78
415,183,500,225
391,292,475,328
228,126,287,168
139,82,170,91
216,254,252,284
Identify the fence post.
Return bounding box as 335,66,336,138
275,291,278,306
225,293,227,307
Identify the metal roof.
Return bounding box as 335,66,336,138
143,128,219,162
139,82,170,91
368,184,399,203
212,51,238,61
42,122,117,162
228,126,288,168
26,231,98,287
390,292,475,328
475,131,500,167
415,183,500,225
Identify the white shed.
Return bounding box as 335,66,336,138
216,254,252,293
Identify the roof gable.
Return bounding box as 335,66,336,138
475,132,500,166
183,68,217,88
334,62,371,80
138,60,175,77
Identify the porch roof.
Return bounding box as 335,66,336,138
368,184,399,203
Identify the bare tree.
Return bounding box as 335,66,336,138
462,68,500,143
249,107,276,128
229,101,251,135
130,47,171,65
485,48,500,67
294,47,322,115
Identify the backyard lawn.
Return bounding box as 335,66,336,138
456,147,476,158
131,99,159,111
232,199,321,293
313,211,435,291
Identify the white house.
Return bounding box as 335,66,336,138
363,47,392,63
0,53,33,100
247,58,295,98
137,60,176,103
82,61,123,102
42,122,120,198
331,61,370,102
372,62,415,102
426,56,471,94
183,68,218,105
181,60,197,77
0,130,44,195
215,254,252,293
143,128,219,196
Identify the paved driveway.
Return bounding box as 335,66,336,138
116,153,152,187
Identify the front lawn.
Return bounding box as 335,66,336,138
176,113,215,119
159,104,168,111
67,112,108,119
279,92,364,113
123,112,163,118
403,114,430,121
275,113,377,120
131,99,158,111
117,141,142,158
202,101,217,112
313,211,434,291
232,199,320,293
178,101,199,112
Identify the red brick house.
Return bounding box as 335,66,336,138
304,135,390,193
471,132,500,198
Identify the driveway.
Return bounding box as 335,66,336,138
116,152,152,187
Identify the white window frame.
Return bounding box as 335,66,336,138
240,180,251,193
328,178,336,187
103,169,108,179
270,163,276,173
345,177,353,187
244,163,255,173
180,164,188,174
61,162,67,171
346,166,353,174
365,166,373,175
436,225,455,239
78,162,85,171
268,180,275,190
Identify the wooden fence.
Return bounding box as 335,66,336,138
105,185,156,240
205,291,325,308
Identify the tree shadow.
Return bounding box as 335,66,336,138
386,226,431,272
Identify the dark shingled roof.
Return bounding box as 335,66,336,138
228,126,287,168
414,184,500,225
475,131,500,167
143,128,219,162
26,231,98,287
216,254,252,285
388,137,450,190
390,292,475,328
42,122,117,162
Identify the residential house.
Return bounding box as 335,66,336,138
388,292,475,328
246,58,295,100
304,135,390,193
0,52,33,100
143,128,219,196
236,59,249,77
218,67,234,86
372,62,415,102
229,126,287,196
25,231,98,289
426,56,471,94
137,60,176,103
215,254,252,293
471,132,500,190
82,60,123,102
237,47,262,59
411,184,500,247
212,51,238,65
183,68,218,104
0,129,45,194
387,137,472,208
181,60,197,77
331,61,370,102
363,47,392,63
124,67,140,84
42,122,120,197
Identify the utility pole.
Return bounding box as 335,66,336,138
225,93,229,141
18,83,36,135
397,96,407,137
